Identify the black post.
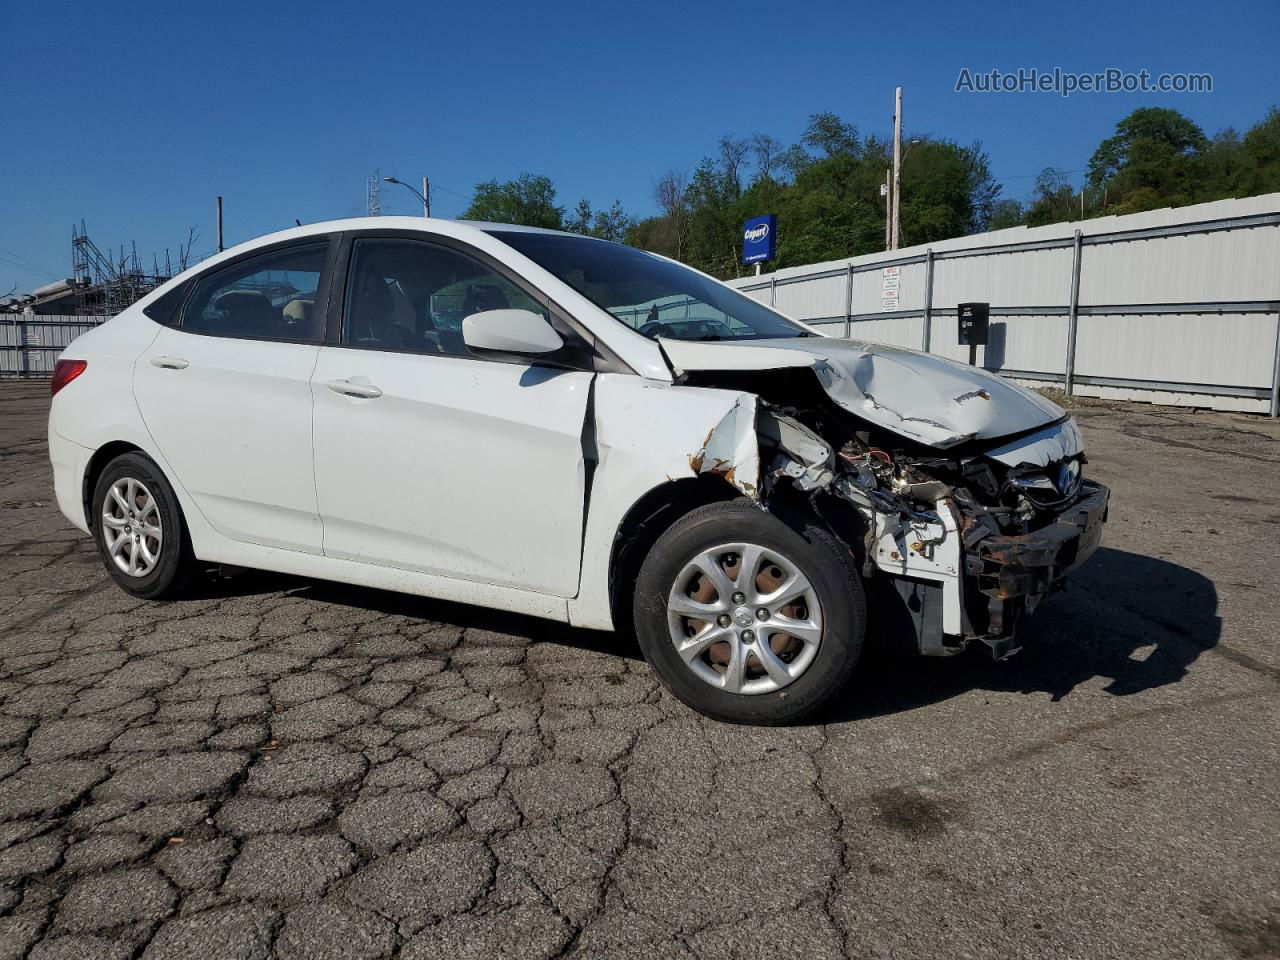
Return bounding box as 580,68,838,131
957,302,989,368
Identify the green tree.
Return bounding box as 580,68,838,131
898,139,1000,243
802,112,859,159
1242,108,1280,194
463,173,564,229
567,199,634,242
1086,108,1208,212
989,199,1025,230
625,114,1005,277
1025,168,1080,226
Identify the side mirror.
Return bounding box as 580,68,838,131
462,309,564,358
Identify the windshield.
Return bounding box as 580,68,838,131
486,230,810,341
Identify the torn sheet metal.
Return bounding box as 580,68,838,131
688,395,760,498
659,336,1066,448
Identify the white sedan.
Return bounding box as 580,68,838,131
48,218,1108,724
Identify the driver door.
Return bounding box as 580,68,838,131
310,235,595,597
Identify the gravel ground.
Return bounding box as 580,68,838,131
0,379,1276,960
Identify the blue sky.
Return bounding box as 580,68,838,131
2,0,1277,293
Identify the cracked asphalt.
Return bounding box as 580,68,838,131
0,379,1277,960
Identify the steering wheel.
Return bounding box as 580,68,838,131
638,321,674,338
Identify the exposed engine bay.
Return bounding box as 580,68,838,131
675,360,1110,660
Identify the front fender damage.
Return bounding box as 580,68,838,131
684,400,964,644
674,370,1108,660
688,396,760,499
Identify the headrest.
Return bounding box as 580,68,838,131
283,299,314,323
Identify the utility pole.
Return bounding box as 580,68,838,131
883,171,891,250
891,86,903,250
216,196,224,253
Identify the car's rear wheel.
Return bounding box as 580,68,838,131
91,452,194,600
633,500,865,724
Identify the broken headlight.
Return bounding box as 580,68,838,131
1006,458,1083,507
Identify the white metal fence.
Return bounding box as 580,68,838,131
728,194,1280,416
1,315,111,378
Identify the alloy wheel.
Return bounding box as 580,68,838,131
100,477,163,578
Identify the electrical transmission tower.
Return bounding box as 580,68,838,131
367,170,381,216
70,221,179,316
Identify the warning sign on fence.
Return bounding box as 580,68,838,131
881,266,900,311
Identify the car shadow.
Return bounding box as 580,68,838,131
184,546,1218,723
192,569,639,661
820,546,1222,724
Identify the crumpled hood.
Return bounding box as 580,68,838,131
658,336,1066,448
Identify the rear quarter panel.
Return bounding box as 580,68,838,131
48,308,161,454
47,308,224,555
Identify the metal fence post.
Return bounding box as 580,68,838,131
1270,310,1280,418
16,317,28,378
1065,230,1083,395
769,275,777,308
922,249,935,352
843,263,853,339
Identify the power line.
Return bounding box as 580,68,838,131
995,167,1085,181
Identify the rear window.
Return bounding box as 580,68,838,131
182,243,327,342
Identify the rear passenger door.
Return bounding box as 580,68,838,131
310,234,595,597
133,238,338,554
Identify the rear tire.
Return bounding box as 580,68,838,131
633,500,865,724
91,452,195,600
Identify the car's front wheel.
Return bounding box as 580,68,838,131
633,500,865,724
91,451,195,600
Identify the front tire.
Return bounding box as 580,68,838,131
633,500,865,724
91,452,194,600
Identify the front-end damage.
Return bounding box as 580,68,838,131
677,345,1110,660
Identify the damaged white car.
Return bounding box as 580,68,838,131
48,219,1109,724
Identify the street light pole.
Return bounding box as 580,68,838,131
383,176,430,217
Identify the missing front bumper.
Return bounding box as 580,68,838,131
965,480,1110,655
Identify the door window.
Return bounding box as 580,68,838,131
182,243,328,341
344,239,544,356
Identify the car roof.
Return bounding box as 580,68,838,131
201,218,620,273
243,217,593,248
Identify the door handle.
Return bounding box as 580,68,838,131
325,378,383,399
149,355,189,370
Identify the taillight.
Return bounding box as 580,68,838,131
51,359,87,398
